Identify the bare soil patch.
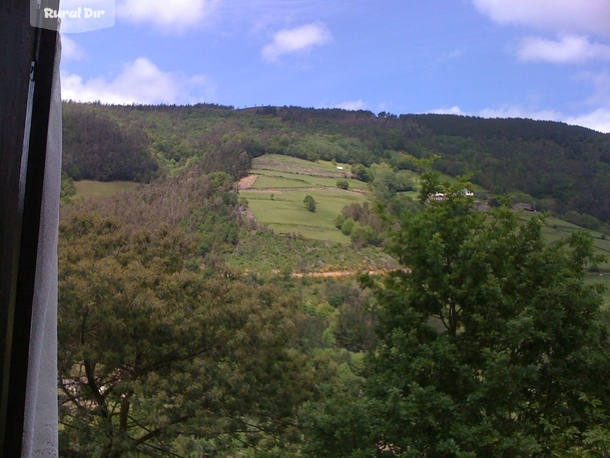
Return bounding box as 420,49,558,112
237,174,258,190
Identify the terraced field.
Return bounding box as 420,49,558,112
239,154,370,243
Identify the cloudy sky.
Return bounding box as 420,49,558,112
60,0,610,133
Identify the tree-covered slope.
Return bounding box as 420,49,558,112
57,111,610,456
62,102,610,222
402,114,610,221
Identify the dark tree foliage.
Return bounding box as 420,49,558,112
304,195,317,212
332,286,376,352
65,169,246,256
371,175,610,456
403,114,610,222
336,180,349,190
305,171,610,457
58,211,313,457
196,121,254,178
351,164,373,182
62,104,158,182
338,202,387,248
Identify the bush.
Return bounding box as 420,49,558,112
334,214,346,230
336,180,349,190
341,218,356,236
304,195,317,212
350,224,382,248
351,164,373,182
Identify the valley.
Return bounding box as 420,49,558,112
59,103,610,456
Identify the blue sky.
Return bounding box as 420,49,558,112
60,0,610,133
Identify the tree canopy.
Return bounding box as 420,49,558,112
304,195,317,212
305,170,610,457
58,211,314,457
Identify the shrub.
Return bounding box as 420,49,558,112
304,195,317,212
334,214,346,230
341,218,356,236
336,180,349,190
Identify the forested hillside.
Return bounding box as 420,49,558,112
58,102,610,456
58,162,610,456
403,114,610,221
59,160,389,455
62,102,610,225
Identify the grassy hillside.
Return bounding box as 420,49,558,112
523,213,610,271
240,155,370,243
71,162,610,278
227,230,396,275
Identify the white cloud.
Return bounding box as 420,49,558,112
61,57,215,104
471,0,610,37
565,108,610,133
262,21,332,62
117,0,220,32
428,104,563,122
61,36,86,61
428,106,466,115
578,72,610,107
428,104,610,133
333,99,368,111
517,35,610,63
477,105,563,121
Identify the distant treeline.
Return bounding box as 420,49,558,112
62,102,610,222
403,114,610,221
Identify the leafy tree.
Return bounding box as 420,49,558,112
334,214,346,230
58,212,312,457
301,383,373,458
351,164,373,183
341,202,387,234
340,218,356,236
370,163,414,195
337,180,349,190
306,171,610,456
304,195,317,212
335,300,376,353
350,223,382,248
365,173,610,456
60,170,77,204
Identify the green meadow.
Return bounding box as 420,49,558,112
533,215,610,271
74,180,139,199
253,154,353,176
241,155,370,242
251,169,368,191
242,190,369,242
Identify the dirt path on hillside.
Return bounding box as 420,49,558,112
270,269,405,278
291,270,381,278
